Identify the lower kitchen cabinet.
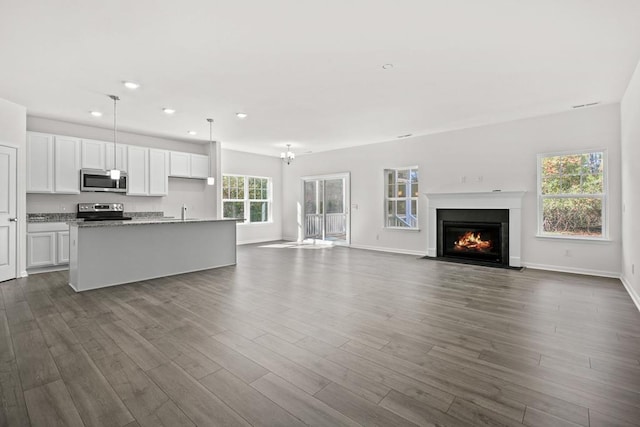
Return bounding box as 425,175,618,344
27,223,70,269
57,231,70,264
27,232,56,267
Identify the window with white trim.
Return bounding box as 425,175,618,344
222,175,272,223
384,167,419,229
537,150,606,238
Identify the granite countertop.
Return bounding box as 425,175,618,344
70,218,236,228
27,212,164,223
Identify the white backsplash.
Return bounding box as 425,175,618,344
27,178,217,219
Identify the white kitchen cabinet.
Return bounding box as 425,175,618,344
54,136,81,193
127,145,149,195
169,151,191,177
57,231,70,264
81,139,107,169
106,143,128,172
149,149,169,196
169,151,209,179
26,132,54,193
27,232,56,267
27,132,80,194
27,223,70,269
128,147,168,196
190,154,209,179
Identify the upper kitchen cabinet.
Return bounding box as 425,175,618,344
127,145,149,196
81,139,107,170
169,151,190,177
169,151,209,179
27,132,80,194
149,149,169,196
54,136,81,193
26,132,54,192
190,154,209,179
106,143,128,172
82,139,128,172
127,146,168,196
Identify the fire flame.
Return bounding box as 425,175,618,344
454,231,492,251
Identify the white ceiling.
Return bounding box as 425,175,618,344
1,0,640,156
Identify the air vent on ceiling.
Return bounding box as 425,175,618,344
572,102,600,109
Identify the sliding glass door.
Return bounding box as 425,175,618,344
302,174,350,245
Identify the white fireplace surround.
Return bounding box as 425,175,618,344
425,191,526,267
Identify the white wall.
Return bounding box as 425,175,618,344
282,104,622,277
222,148,282,244
621,61,640,309
0,97,27,276
26,116,217,219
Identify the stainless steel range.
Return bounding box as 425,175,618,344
77,203,132,221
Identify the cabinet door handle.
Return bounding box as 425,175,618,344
8,218,18,222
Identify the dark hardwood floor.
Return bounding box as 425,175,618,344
1,242,639,426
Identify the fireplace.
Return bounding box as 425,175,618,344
425,191,525,267
437,209,509,266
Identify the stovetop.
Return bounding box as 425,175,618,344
77,203,131,221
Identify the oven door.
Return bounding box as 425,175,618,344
80,169,128,192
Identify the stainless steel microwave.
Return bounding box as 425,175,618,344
80,169,128,193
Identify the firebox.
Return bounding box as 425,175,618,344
437,209,509,266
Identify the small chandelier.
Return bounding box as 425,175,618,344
280,144,295,165
108,94,121,180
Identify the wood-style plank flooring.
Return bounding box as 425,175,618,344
1,242,640,426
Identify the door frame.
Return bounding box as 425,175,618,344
0,143,19,282
299,172,351,246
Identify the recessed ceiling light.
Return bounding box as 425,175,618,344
236,112,248,119
187,130,197,135
163,108,176,115
89,111,102,117
382,64,394,70
123,81,140,90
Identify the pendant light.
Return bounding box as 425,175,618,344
108,94,121,180
207,118,215,185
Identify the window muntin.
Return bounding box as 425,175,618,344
538,151,606,238
385,167,419,229
223,175,271,223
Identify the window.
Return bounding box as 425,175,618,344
385,167,419,229
222,175,271,223
538,150,606,238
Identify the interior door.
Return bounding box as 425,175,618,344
0,145,17,282
302,173,350,245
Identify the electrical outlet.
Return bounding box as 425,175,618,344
564,249,571,257
460,176,467,184
376,234,379,241
476,176,483,183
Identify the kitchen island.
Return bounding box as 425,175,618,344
68,218,237,292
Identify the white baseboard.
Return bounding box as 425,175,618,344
26,265,67,275
349,244,426,257
621,274,640,313
237,237,284,245
522,262,620,278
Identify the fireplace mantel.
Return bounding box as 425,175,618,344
425,191,526,266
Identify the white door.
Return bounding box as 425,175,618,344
0,145,17,282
